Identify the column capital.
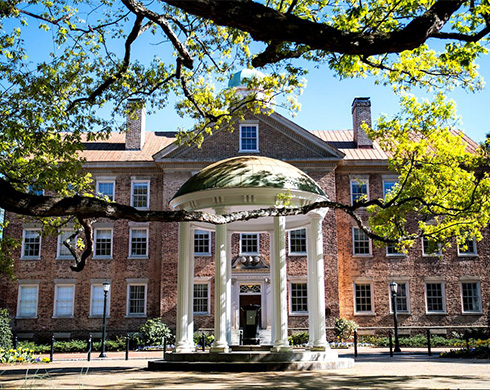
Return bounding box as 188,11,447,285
307,207,328,220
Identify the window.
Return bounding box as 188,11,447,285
239,124,259,152
130,228,148,257
240,233,259,255
193,283,210,314
353,227,371,255
22,229,41,259
386,244,404,256
17,285,39,318
425,282,446,313
289,229,307,255
127,284,147,316
57,230,75,259
389,282,409,313
383,180,398,200
458,238,477,256
194,230,211,256
350,179,368,204
94,228,113,258
461,282,481,313
290,282,308,314
90,284,110,317
422,238,442,256
54,284,75,317
131,180,150,209
96,180,115,201
354,283,374,314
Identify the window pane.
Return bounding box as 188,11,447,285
55,286,74,317
241,233,258,254
90,285,106,316
193,284,209,313
131,229,148,256
95,229,112,257
355,284,372,312
23,230,40,257
290,229,307,254
351,180,367,203
129,285,146,314
353,228,370,255
459,238,476,255
462,282,481,312
383,180,397,199
423,238,441,255
18,286,38,317
390,283,408,312
240,126,258,151
291,283,308,313
194,230,210,255
58,231,75,257
426,283,444,312
132,182,149,208
97,182,114,201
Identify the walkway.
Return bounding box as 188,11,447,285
1,348,489,389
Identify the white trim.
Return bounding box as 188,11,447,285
130,179,150,210
388,280,411,314
385,244,405,257
240,233,260,255
424,281,446,314
422,238,442,257
289,278,308,315
193,281,211,315
194,229,211,256
457,237,478,257
21,228,41,260
128,227,149,258
57,229,75,259
96,179,115,201
89,283,111,317
53,283,75,318
288,228,307,256
239,123,259,153
460,280,482,314
126,282,147,317
352,227,372,256
16,284,39,319
350,177,369,205
353,281,375,316
93,228,113,259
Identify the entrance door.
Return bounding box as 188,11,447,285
238,284,262,329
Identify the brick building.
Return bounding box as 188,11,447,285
2,94,488,343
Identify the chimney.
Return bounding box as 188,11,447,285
352,97,373,148
125,98,146,150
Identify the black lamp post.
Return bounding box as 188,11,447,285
389,281,401,353
99,281,110,358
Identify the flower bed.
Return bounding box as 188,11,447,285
0,347,50,364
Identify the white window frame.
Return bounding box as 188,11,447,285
131,180,150,209
288,229,307,256
89,283,111,317
382,178,398,200
353,281,375,315
96,179,115,201
57,229,76,259
53,283,75,318
239,123,259,153
193,281,211,315
352,227,372,256
240,233,259,255
93,228,113,259
386,244,405,257
350,178,369,205
388,281,410,314
129,227,149,258
457,238,478,257
194,230,211,256
425,281,446,314
21,229,41,259
289,279,308,315
460,280,482,314
126,283,147,317
16,284,39,319
422,238,442,257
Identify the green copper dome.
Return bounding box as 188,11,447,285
172,156,326,199
228,69,265,88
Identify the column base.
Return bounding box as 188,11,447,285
308,344,330,351
209,345,229,353
270,345,293,353
175,346,195,354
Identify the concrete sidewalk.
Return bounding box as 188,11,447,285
1,348,489,389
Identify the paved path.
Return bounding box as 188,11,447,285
1,348,489,389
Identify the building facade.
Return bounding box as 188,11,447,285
2,97,488,342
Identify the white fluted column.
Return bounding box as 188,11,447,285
175,222,194,353
271,216,291,352
187,226,195,350
211,211,229,353
226,232,232,345
307,211,329,351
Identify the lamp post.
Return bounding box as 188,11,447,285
389,281,401,353
99,281,110,358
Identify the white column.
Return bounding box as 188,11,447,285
211,214,229,353
226,232,232,345
187,226,195,350
175,222,193,353
271,216,291,352
307,211,329,351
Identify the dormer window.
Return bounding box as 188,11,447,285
239,124,259,152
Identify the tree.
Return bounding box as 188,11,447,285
1,0,490,272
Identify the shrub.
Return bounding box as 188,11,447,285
138,318,174,346
0,309,13,350
288,331,309,346
193,332,215,347
441,346,490,359
334,318,358,342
